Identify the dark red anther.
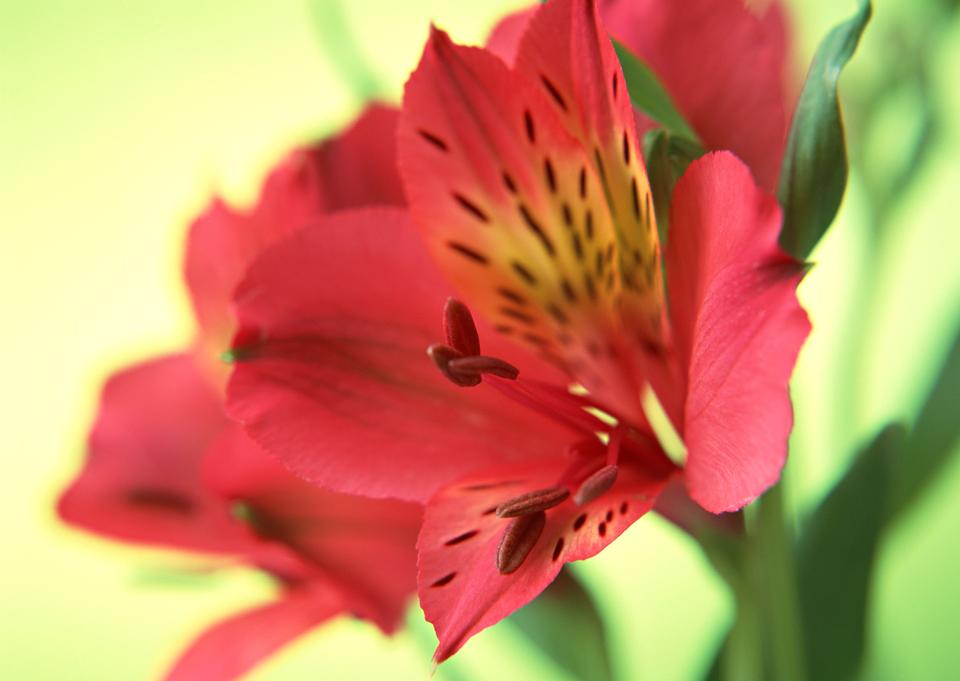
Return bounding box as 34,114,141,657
496,511,546,574
427,344,481,387
573,465,619,505
443,298,481,356
496,486,569,518
430,299,521,388
448,355,519,381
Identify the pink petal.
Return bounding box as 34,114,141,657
185,105,405,355
57,354,249,553
309,103,406,211
418,457,671,661
185,160,322,357
164,585,342,681
204,426,420,633
485,6,537,66
666,152,810,512
226,208,574,502
601,0,792,191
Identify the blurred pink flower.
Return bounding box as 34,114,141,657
59,105,419,681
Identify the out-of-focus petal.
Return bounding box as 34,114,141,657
204,426,420,632
58,354,248,553
485,6,537,66
185,105,406,356
310,103,406,210
164,585,342,681
666,152,809,512
184,175,315,358
226,208,574,503
601,0,791,190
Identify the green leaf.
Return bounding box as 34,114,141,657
797,424,906,681
508,569,614,681
751,484,807,681
701,636,725,681
643,129,705,245
777,0,872,259
795,323,959,681
891,321,960,516
613,40,700,144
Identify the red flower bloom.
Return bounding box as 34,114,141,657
489,0,793,190
59,105,419,681
226,0,809,661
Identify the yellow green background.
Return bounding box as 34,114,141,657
2,1,958,679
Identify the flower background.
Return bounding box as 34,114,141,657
2,0,959,679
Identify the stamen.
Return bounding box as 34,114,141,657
496,486,570,518
443,298,480,356
497,511,546,574
573,465,619,505
428,344,520,386
427,344,479,387
606,426,625,466
428,301,616,446
484,376,607,434
448,355,519,380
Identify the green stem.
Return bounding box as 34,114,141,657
309,0,385,102
722,587,764,681
705,484,808,681
752,484,808,681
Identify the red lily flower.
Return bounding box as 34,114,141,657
59,104,419,680
225,0,809,661
488,0,793,191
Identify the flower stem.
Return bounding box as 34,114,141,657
751,483,808,681
309,0,385,102
700,483,808,681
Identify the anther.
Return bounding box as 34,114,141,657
448,356,519,381
427,344,480,387
497,511,546,574
573,465,619,506
428,345,520,386
443,298,481,356
431,300,521,387
496,486,569,518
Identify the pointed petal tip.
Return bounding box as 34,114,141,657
427,24,454,52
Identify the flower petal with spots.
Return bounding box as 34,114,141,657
400,25,645,407
516,0,665,343
418,455,674,662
